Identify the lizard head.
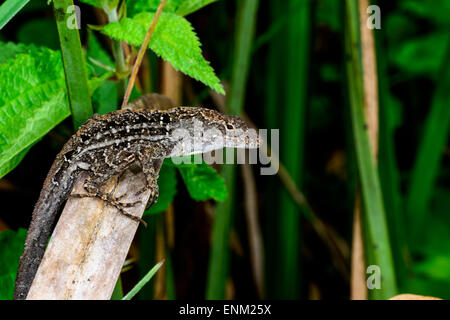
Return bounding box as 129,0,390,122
165,107,260,156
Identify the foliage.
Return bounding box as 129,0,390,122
0,0,231,300
0,0,449,301
0,0,30,29
0,229,27,300
102,11,224,94
0,43,69,179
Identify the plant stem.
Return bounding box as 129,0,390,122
406,35,450,245
121,0,167,108
345,0,397,299
277,0,312,299
375,18,409,285
53,0,93,129
105,7,128,99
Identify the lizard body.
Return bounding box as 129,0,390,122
14,104,258,299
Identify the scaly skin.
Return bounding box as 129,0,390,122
14,98,258,299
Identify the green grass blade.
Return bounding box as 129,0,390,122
344,0,397,299
122,260,164,300
376,28,409,284
227,0,259,116
110,277,123,300
137,217,157,299
206,164,235,299
54,0,93,129
262,0,283,297
276,0,312,299
165,250,176,299
406,36,450,245
0,0,30,30
206,0,259,299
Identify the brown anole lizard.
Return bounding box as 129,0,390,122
14,96,259,299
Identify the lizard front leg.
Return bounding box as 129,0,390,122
135,156,163,210
71,151,147,225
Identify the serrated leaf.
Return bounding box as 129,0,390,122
102,12,224,94
0,42,110,179
0,45,70,179
176,0,218,16
0,229,27,300
145,161,177,215
127,0,184,17
0,42,31,64
169,158,227,202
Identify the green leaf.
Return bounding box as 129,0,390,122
127,0,184,17
79,0,119,10
414,255,450,280
92,80,118,115
87,71,115,96
0,41,31,64
145,161,178,215
389,32,448,77
0,147,31,179
384,12,418,47
170,158,227,202
0,274,15,300
0,0,30,30
400,0,450,25
0,42,109,179
176,0,218,16
102,12,224,94
122,260,164,300
54,0,93,129
345,0,397,298
406,37,450,243
0,44,70,180
316,0,341,31
86,31,115,76
127,0,217,17
0,229,27,300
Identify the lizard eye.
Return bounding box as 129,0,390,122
226,123,234,130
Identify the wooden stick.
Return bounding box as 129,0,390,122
26,0,168,296
27,171,150,299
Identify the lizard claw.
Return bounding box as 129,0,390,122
70,192,146,226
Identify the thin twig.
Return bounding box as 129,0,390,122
240,163,264,298
121,0,167,108
88,56,116,73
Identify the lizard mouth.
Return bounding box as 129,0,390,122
225,129,260,149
